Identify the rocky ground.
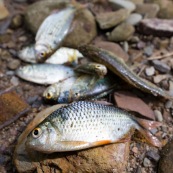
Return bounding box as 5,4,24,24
1,0,173,172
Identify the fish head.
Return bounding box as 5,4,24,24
35,44,50,62
16,65,33,78
26,121,61,153
43,84,59,102
94,64,107,76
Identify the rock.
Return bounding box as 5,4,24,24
169,80,173,96
108,0,136,12
93,40,129,62
0,0,9,20
10,14,23,29
108,22,135,42
125,13,142,25
165,100,172,109
138,18,173,37
0,90,29,130
129,0,144,5
135,3,160,18
62,8,97,48
7,59,21,70
143,157,151,167
14,105,130,173
153,74,168,84
150,0,173,19
143,45,154,56
114,91,155,120
132,146,138,154
25,0,70,33
145,66,155,76
154,110,163,122
158,139,173,173
146,150,160,162
10,76,19,86
152,60,171,73
95,9,130,29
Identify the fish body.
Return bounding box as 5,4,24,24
26,101,162,153
75,62,107,77
16,64,76,85
35,7,76,62
79,45,173,99
43,74,117,103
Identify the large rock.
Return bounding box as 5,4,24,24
14,105,130,173
158,139,173,173
24,0,97,48
95,9,130,29
108,22,135,42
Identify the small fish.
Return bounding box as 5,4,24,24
16,64,76,85
74,62,107,78
18,45,83,65
79,45,173,99
26,101,163,153
43,74,117,103
18,45,36,63
35,6,76,62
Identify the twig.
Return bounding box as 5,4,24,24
148,51,173,60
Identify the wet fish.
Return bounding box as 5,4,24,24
74,62,107,78
16,64,76,85
43,74,117,103
35,6,76,62
79,45,173,99
18,45,83,65
26,101,162,153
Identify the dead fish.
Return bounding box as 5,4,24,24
74,62,107,78
26,101,163,153
18,45,36,63
35,6,76,62
16,64,76,85
43,74,117,103
18,45,83,65
79,45,173,99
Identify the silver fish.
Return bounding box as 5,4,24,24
35,7,76,62
16,64,76,85
43,75,117,103
26,101,162,153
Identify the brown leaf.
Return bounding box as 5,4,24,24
114,91,155,120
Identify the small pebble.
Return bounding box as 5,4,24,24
154,110,163,122
125,13,142,25
153,74,168,84
146,150,160,162
145,66,155,76
165,100,173,109
150,128,158,135
10,76,19,86
132,146,138,154
143,45,154,57
143,157,151,167
7,59,21,70
152,60,171,73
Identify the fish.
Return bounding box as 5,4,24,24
79,45,173,99
18,45,83,65
16,64,76,85
35,6,76,62
17,45,36,63
43,74,118,103
74,62,107,78
26,101,163,153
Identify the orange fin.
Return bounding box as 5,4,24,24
135,117,162,131
92,140,112,147
139,128,163,148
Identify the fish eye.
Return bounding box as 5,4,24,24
40,52,46,58
32,128,42,138
46,92,52,99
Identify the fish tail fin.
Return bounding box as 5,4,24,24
134,117,165,147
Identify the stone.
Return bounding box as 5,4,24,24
146,150,160,161
135,3,160,18
10,14,23,29
7,59,21,70
125,13,142,25
154,110,163,122
95,9,130,29
129,0,144,5
62,8,97,48
139,18,173,37
165,100,172,109
10,76,19,86
158,139,173,173
153,74,168,84
143,157,151,167
0,0,9,20
108,0,136,12
145,66,155,76
93,40,129,62
108,22,135,42
152,60,171,73
143,45,154,56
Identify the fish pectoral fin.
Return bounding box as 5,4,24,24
91,140,112,147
